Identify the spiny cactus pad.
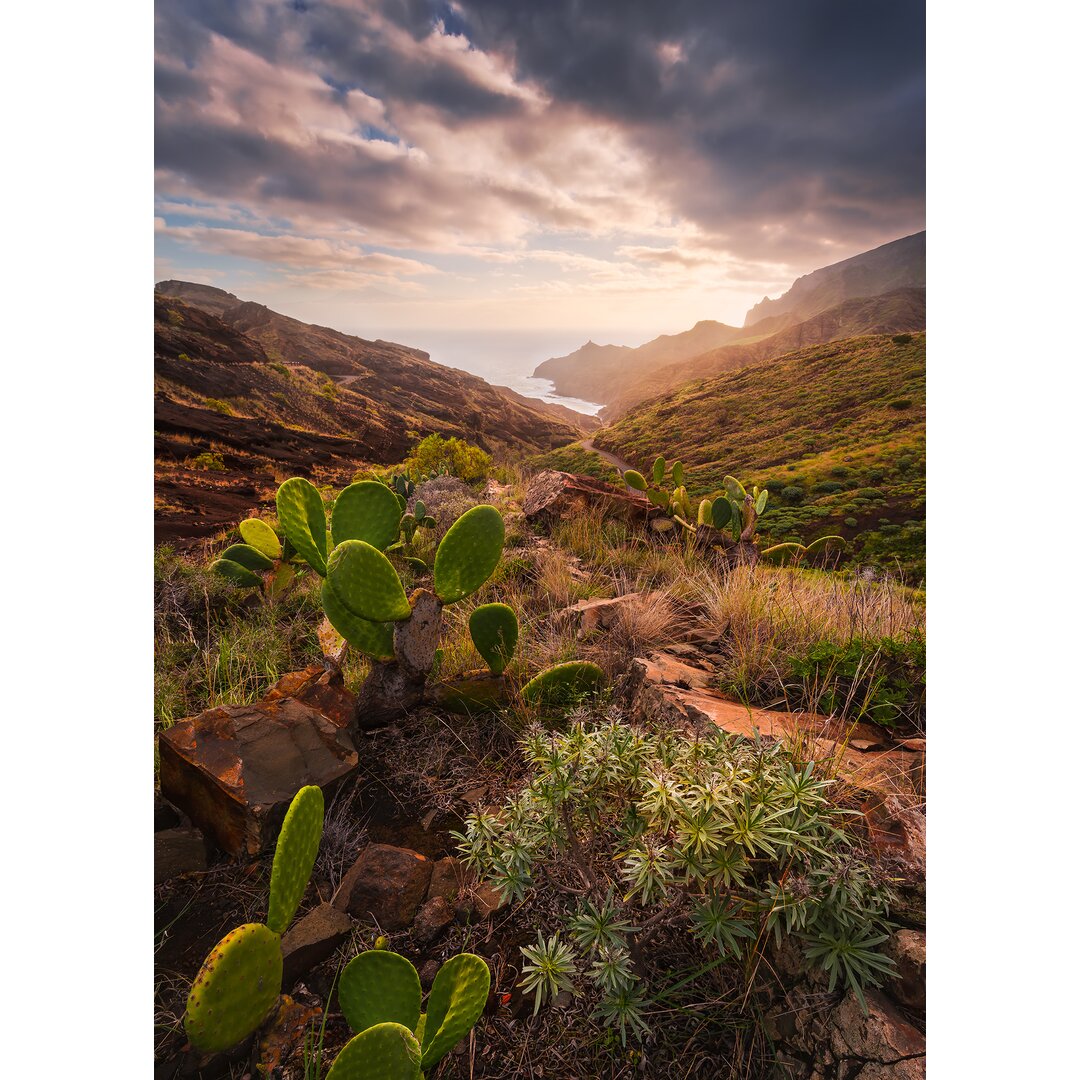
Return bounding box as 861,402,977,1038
321,581,395,661
239,519,282,560
623,470,646,491
325,1023,422,1080
220,543,275,572
723,475,747,502
469,603,519,675
331,481,403,551
327,540,412,622
755,489,769,515
521,661,606,706
339,950,421,1035
276,477,328,577
652,456,666,485
267,785,325,935
184,923,283,1053
211,558,263,589
710,498,732,529
433,505,505,604
420,953,491,1071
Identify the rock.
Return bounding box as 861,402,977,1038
472,882,509,919
884,929,926,1015
158,677,359,856
863,796,926,877
418,959,441,989
317,618,348,666
635,651,713,691
412,896,454,944
561,593,645,634
154,797,182,832
523,470,651,524
356,662,428,727
263,665,357,729
154,827,209,884
333,844,433,930
281,903,354,988
829,990,925,1078
427,856,474,903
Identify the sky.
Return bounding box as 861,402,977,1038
155,0,925,351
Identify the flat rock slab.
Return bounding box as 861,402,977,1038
158,669,358,856
333,844,433,931
523,470,651,523
562,593,644,635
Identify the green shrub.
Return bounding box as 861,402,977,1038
270,361,290,377
189,451,225,471
891,333,913,345
889,399,913,410
402,434,492,483
812,481,845,495
205,398,235,416
780,485,806,504
844,517,859,527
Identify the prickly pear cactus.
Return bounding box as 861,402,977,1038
220,543,275,572
723,475,747,502
331,481,403,551
710,498,732,529
672,461,684,486
184,923,283,1053
755,489,769,515
327,540,413,622
239,519,282,560
325,1022,422,1080
420,953,491,1071
468,603,519,675
339,950,421,1035
267,785,325,935
321,581,396,661
520,661,606,706
433,505,505,605
697,499,713,526
652,456,666,486
276,477,328,577
623,470,647,491
210,558,263,589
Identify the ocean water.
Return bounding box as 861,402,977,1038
377,328,608,416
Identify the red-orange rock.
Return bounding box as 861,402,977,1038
333,844,433,931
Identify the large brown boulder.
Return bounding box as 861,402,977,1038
281,903,354,988
332,844,433,931
158,668,358,855
523,470,651,524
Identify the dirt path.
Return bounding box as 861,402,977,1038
581,437,637,482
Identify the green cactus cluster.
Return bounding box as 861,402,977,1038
184,785,325,1053
331,949,490,1076
623,455,692,522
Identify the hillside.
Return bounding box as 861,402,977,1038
744,231,925,328
154,292,586,544
593,332,926,579
600,287,925,418
532,320,745,405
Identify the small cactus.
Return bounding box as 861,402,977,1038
340,950,421,1034
276,477,328,576
267,785,325,934
521,661,606,706
433,505,505,604
239,518,282,560
469,603,519,675
331,481,403,551
325,1023,422,1080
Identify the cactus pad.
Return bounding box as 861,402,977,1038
672,461,684,486
266,563,295,600
276,477,328,577
210,558,263,589
321,581,396,661
723,475,747,502
331,481,403,551
339,950,421,1034
520,661,606,706
184,923,282,1053
710,498,732,529
652,456,666,486
468,603,519,675
697,499,713,526
755,489,769,515
420,953,491,1070
325,1023,422,1080
327,540,412,622
623,470,646,491
267,785,325,935
239,519,282,560
433,505,505,604
220,543,275,573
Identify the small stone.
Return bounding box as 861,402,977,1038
427,857,473,903
333,844,433,931
419,959,441,989
281,904,354,988
154,827,208,884
472,882,508,919
412,896,454,944
884,929,926,1015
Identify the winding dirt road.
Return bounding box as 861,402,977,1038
580,438,637,486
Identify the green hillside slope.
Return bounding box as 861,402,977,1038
593,333,926,580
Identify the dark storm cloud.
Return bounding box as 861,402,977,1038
155,0,923,267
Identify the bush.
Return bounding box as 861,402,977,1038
891,333,913,345
888,399,913,410
458,716,897,1041
204,398,235,416
189,451,225,471
403,434,492,482
812,481,845,495
780,485,806,504
844,517,859,527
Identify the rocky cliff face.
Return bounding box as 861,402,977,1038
744,231,925,328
